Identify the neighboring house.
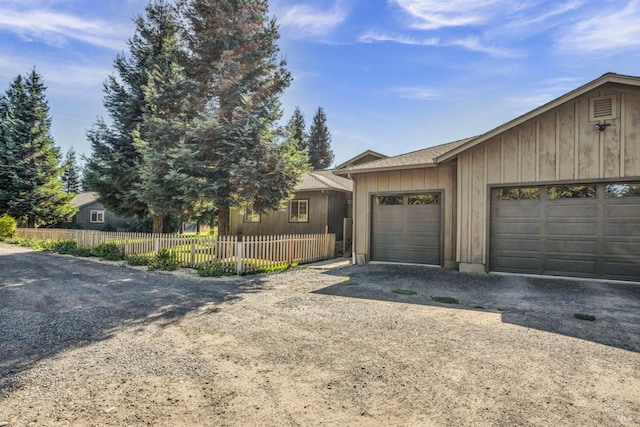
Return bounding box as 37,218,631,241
336,73,640,282
72,192,137,231
229,150,387,244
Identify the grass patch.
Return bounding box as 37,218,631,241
574,313,596,321
431,296,459,304
472,305,485,309
197,262,236,277
392,288,416,295
339,281,359,286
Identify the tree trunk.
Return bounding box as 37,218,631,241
217,206,230,236
27,217,36,228
152,213,171,233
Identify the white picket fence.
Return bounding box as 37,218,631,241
14,228,336,274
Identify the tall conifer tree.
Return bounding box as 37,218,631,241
183,0,308,234
307,107,334,170
61,147,82,194
0,70,75,227
286,106,307,152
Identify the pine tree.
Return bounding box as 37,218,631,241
286,107,307,152
0,70,76,227
61,147,82,194
83,0,179,232
307,107,334,170
183,0,308,235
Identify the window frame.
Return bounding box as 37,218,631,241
289,199,309,223
90,209,105,223
243,207,261,223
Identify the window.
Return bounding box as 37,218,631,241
289,200,308,222
408,194,440,205
90,210,105,223
244,208,261,223
605,183,640,198
497,187,540,201
548,185,596,200
376,195,403,205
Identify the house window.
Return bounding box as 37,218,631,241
376,195,404,205
548,185,597,200
408,194,440,205
289,199,308,222
605,183,640,198
90,210,105,223
497,187,540,201
244,208,261,223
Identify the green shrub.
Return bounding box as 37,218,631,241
72,247,94,257
242,262,298,276
0,215,17,240
126,253,152,266
92,243,125,261
197,262,236,277
148,248,178,271
53,240,78,254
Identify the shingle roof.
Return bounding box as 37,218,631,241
297,170,353,192
71,192,99,208
334,137,475,175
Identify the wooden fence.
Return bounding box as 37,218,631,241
14,228,336,274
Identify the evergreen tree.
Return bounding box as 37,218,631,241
183,0,308,235
83,0,179,232
286,106,307,152
307,107,334,170
0,70,76,227
61,147,82,194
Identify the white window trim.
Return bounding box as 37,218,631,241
289,199,309,223
90,209,105,223
244,208,261,223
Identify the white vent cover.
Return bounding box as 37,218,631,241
589,95,617,121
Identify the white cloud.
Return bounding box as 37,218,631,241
278,1,348,38
0,7,130,50
557,0,640,53
358,31,439,46
389,87,439,100
391,0,513,30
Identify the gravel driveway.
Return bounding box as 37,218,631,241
1,243,639,426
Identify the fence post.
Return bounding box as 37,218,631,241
154,236,159,255
190,239,196,266
287,237,294,264
236,239,243,275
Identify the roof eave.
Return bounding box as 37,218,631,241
333,162,438,176
435,72,640,164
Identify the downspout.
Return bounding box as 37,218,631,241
349,173,357,265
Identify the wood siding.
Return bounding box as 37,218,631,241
458,84,640,266
229,190,350,240
76,202,136,231
352,163,456,266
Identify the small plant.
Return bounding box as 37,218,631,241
197,262,235,277
574,313,596,321
53,240,78,254
242,262,298,276
72,247,94,257
393,288,416,295
92,243,125,261
432,296,459,304
148,248,178,271
126,254,152,266
0,215,17,240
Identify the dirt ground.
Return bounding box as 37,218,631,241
1,243,639,426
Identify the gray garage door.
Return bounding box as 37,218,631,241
371,193,441,265
490,183,640,281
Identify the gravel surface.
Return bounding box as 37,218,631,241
1,243,639,426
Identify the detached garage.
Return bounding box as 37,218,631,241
338,73,640,282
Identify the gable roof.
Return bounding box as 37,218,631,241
335,150,388,170
72,192,100,208
334,137,475,175
297,170,353,192
436,72,640,163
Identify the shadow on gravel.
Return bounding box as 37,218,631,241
313,263,640,353
0,247,265,391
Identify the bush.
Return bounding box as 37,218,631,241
148,248,178,271
72,247,94,257
92,243,125,261
197,262,236,277
53,240,78,254
0,215,17,240
242,262,298,276
126,253,152,266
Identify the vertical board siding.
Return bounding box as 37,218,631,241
14,229,335,274
353,163,455,265
458,85,640,267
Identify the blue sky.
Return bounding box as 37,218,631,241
1,0,639,166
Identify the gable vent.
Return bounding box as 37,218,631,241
589,95,617,121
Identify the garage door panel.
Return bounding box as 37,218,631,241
490,184,640,281
495,204,541,218
371,193,441,265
